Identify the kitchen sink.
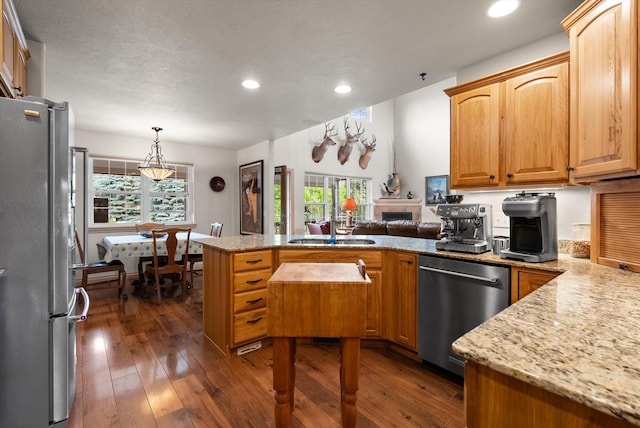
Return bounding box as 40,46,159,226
287,238,376,245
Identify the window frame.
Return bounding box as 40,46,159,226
88,155,195,228
303,174,371,227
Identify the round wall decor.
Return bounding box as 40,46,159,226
209,176,226,192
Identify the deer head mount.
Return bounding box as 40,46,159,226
358,134,376,169
337,117,365,165
311,122,338,163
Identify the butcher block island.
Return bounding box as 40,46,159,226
194,234,640,427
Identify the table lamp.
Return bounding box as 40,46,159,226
342,198,357,227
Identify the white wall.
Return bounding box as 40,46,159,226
271,100,395,234
76,129,236,267
390,32,590,239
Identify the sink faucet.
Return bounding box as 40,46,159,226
329,182,338,242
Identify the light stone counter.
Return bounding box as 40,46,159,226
194,233,639,425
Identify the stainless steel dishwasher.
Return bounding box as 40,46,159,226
417,255,510,377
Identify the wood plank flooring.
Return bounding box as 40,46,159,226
70,278,464,427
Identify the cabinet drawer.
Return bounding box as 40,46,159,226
234,288,267,313
278,249,382,269
234,308,267,344
233,269,272,293
233,250,273,272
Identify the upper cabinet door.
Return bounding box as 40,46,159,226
449,84,501,189
504,62,569,185
563,0,638,182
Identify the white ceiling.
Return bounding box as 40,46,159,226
14,0,582,150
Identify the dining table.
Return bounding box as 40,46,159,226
102,232,209,284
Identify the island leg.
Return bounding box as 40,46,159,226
272,337,295,427
340,337,360,428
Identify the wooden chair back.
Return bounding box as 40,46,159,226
210,222,223,237
135,222,166,233
147,227,191,303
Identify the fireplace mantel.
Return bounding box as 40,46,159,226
373,198,423,222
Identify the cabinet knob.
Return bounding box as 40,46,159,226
506,172,513,178
405,259,413,265
489,174,495,180
566,166,575,172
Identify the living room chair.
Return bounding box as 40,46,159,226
307,222,324,234
75,231,127,298
144,227,191,304
188,222,223,286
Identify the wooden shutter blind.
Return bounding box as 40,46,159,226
591,178,640,273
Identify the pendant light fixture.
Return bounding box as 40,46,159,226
138,127,174,181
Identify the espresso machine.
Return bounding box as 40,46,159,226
435,204,493,254
500,192,557,262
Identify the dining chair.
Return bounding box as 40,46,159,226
188,222,223,286
144,227,191,304
133,222,167,288
75,231,127,298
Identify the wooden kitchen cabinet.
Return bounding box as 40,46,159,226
203,247,273,356
562,0,638,183
510,266,561,304
383,251,417,350
464,360,635,427
445,52,569,189
448,83,501,188
277,249,383,337
0,0,29,98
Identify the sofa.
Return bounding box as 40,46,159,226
351,219,441,240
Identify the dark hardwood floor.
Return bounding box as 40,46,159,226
70,277,464,427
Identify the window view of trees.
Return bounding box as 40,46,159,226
91,158,192,225
303,174,371,226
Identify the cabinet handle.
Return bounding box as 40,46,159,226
246,297,263,304
246,259,263,264
506,172,513,178
246,278,263,284
246,316,263,324
13,86,23,97
489,174,495,180
566,166,575,172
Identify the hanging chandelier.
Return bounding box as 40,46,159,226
138,126,174,181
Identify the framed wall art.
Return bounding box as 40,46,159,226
239,160,263,234
425,175,448,205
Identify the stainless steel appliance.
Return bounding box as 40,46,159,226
500,192,558,262
0,97,89,427
435,203,493,254
417,255,510,377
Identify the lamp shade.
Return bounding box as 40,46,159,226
342,198,357,211
138,127,174,181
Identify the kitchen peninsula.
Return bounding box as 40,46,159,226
194,233,640,427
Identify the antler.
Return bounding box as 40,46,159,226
339,117,366,165
358,134,376,169
311,122,338,163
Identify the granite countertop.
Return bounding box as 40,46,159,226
194,233,640,424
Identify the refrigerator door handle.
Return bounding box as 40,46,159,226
69,287,90,322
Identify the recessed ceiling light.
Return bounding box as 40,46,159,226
242,79,260,89
334,84,352,94
488,0,520,18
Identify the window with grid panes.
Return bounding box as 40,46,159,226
90,157,194,225
303,174,371,227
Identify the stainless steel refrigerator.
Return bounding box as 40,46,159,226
0,96,90,427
